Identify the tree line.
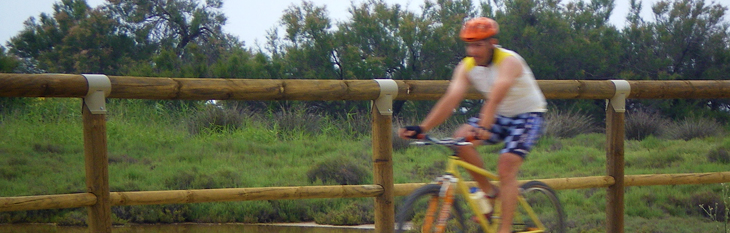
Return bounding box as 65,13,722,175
1,0,729,120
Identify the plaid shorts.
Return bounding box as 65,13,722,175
468,112,544,158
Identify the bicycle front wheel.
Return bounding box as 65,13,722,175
396,184,471,233
514,181,566,233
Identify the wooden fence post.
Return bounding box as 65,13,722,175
606,80,629,233
82,75,112,233
372,79,397,233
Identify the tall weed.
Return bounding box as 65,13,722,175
313,199,374,225
698,183,729,232
333,111,371,139
186,106,251,135
270,106,326,139
543,110,600,138
664,117,724,140
625,110,670,140
306,156,370,185
708,146,730,164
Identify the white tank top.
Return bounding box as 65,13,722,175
462,48,547,117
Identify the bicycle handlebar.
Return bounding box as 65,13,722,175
409,134,475,147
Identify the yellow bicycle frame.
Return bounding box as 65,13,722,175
442,155,546,233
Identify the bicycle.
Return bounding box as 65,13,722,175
395,135,565,233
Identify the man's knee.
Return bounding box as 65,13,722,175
453,124,473,138
497,153,523,178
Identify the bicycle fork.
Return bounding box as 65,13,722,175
422,174,458,233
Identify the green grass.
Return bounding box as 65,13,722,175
0,98,728,232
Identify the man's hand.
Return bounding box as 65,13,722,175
471,125,490,140
398,126,423,139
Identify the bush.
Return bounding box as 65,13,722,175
0,97,31,114
691,191,727,221
625,110,670,140
306,157,370,185
313,200,374,225
56,210,87,226
663,117,724,141
187,106,248,134
271,106,326,138
334,111,371,138
112,205,190,223
164,168,242,190
626,152,684,169
543,110,600,138
707,147,730,164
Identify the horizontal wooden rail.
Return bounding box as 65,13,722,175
629,81,730,99
4,74,730,100
5,172,727,212
110,185,384,206
0,185,383,212
393,176,617,196
0,193,96,212
625,172,730,186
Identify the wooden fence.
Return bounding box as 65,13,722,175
1,73,730,233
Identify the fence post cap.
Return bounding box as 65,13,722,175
373,79,398,115
82,74,111,114
608,80,630,112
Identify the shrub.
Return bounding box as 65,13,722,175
56,210,87,226
543,110,600,138
187,106,247,134
626,152,684,169
164,168,242,190
663,117,724,141
625,110,670,140
271,106,326,138
707,147,730,164
306,157,370,185
691,191,727,221
334,111,371,138
111,204,190,223
408,161,446,181
0,97,31,114
313,200,374,225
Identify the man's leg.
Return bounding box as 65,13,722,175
496,152,523,233
453,124,495,196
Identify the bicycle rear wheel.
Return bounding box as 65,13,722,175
396,184,472,233
513,181,566,233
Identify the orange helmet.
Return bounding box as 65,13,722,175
459,17,499,42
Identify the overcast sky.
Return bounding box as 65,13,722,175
1,0,671,49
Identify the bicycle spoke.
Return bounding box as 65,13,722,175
396,184,469,233
514,181,566,233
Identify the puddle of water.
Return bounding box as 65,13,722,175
0,223,375,233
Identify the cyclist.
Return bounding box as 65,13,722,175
398,17,547,233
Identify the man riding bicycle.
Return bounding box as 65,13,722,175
398,17,547,233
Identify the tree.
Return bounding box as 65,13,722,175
0,46,19,73
416,0,475,81
275,1,341,80
107,0,227,56
8,0,137,74
619,0,730,119
480,0,625,117
336,0,407,80
0,46,25,113
651,0,729,79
